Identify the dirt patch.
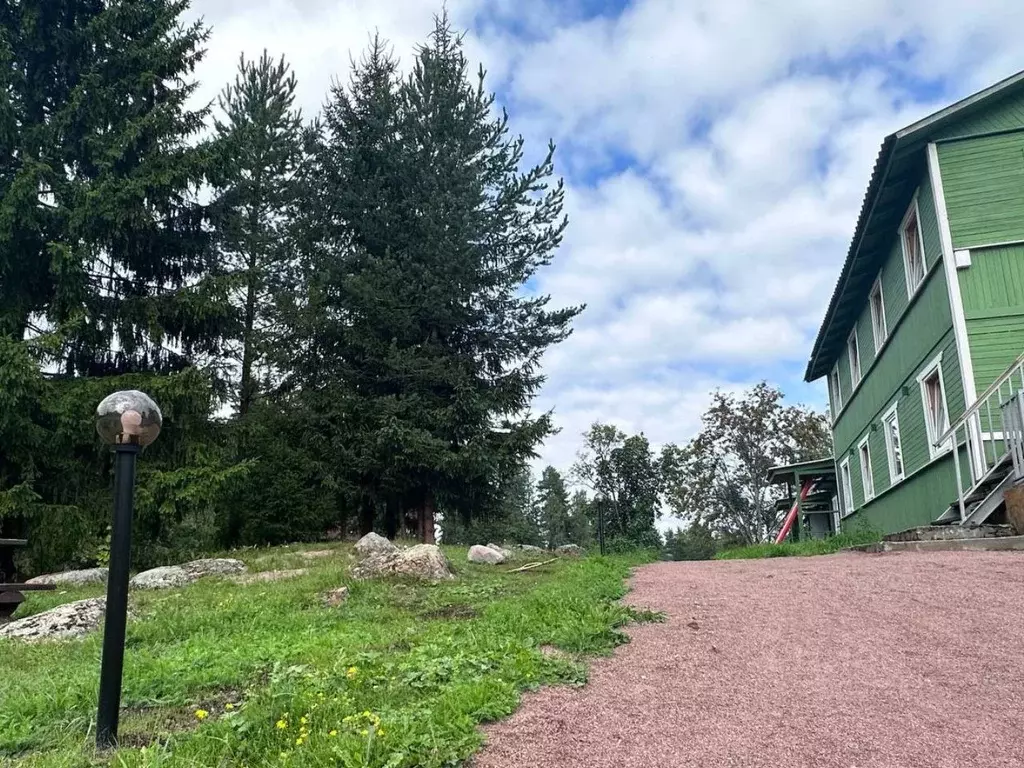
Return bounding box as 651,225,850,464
476,551,1024,768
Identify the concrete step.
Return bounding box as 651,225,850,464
883,524,1013,542
850,535,1024,554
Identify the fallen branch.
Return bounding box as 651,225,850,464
508,558,558,573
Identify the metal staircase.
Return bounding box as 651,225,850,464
935,352,1024,525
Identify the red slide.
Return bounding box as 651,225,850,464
774,479,816,545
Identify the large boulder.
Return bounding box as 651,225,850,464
0,598,105,642
486,543,514,560
468,545,506,565
351,544,454,581
182,558,247,578
27,567,108,587
130,565,191,589
355,532,397,558
555,544,583,557
518,544,546,554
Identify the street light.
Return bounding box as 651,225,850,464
94,390,162,749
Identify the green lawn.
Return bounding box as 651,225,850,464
2,544,654,768
714,530,881,560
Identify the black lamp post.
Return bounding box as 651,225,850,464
94,390,162,749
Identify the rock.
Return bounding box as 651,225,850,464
0,598,105,642
555,544,583,557
355,532,398,559
182,558,247,578
26,567,108,587
518,544,546,554
486,543,514,560
298,549,335,560
232,569,308,585
468,545,506,565
351,544,454,581
130,565,191,589
323,586,350,606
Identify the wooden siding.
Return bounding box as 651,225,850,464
842,454,959,533
957,244,1024,427
938,132,1024,248
932,88,1024,140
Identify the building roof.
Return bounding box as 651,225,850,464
765,457,837,485
804,69,1024,382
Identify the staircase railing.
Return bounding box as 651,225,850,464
935,350,1024,521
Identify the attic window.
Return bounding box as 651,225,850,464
901,202,926,296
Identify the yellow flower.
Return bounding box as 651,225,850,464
378,730,386,737
346,666,358,679
194,709,209,721
295,737,304,746
360,729,369,736
276,719,288,729
225,703,235,711
299,716,307,724
329,730,338,737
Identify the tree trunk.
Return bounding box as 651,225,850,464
358,497,375,537
238,259,258,417
421,491,436,544
384,497,398,540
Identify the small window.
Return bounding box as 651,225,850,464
830,367,842,418
901,202,926,296
848,330,861,387
839,457,854,516
883,405,904,483
859,437,874,502
870,277,887,351
918,354,951,458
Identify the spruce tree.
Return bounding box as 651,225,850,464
209,51,309,416
302,19,582,542
536,466,571,548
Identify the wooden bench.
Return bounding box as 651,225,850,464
0,538,56,619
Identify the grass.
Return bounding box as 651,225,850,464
714,530,882,560
1,543,656,768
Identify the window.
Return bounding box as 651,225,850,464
901,201,926,296
859,437,874,502
839,457,853,516
830,366,842,418
917,353,951,459
848,330,861,387
869,277,887,351
883,404,904,483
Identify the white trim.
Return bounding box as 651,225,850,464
858,435,875,502
839,457,854,517
894,70,1024,139
917,351,953,460
869,275,887,352
847,328,862,387
957,238,1024,252
927,142,982,469
882,402,905,484
900,196,927,299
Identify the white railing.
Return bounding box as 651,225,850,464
935,350,1024,521
1001,392,1024,482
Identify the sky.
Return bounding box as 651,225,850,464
186,0,1024,505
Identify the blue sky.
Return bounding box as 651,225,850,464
191,0,1024,512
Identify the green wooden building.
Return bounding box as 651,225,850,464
806,70,1024,535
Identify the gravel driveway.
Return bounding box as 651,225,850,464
476,551,1024,768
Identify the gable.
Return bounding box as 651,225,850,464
932,87,1024,141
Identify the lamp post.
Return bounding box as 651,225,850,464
94,390,162,749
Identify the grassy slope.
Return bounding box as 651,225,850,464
1,544,654,768
714,530,881,560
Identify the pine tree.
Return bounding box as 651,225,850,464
209,51,309,416
536,466,571,548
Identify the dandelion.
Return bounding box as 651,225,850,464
360,729,369,736
299,716,307,725
194,709,209,721
295,737,304,746
225,703,235,711
378,730,385,738
276,719,288,730
329,730,338,737
346,666,358,679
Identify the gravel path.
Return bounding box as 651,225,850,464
476,551,1024,768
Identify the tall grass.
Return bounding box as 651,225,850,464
714,529,881,560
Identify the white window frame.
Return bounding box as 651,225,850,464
858,436,874,503
869,276,887,351
847,329,861,387
900,198,927,298
839,457,854,517
830,365,843,419
882,402,905,484
917,352,952,459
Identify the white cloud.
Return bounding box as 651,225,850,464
185,0,1024,480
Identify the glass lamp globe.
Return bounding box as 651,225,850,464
95,390,163,447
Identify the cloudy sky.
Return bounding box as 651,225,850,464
187,0,1024,495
